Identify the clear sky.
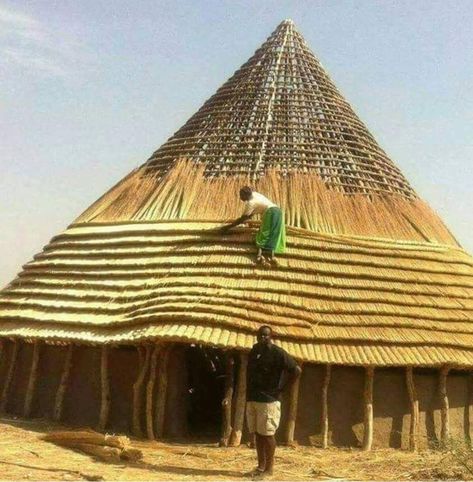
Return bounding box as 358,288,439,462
0,0,472,287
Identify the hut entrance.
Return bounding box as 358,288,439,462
185,345,225,440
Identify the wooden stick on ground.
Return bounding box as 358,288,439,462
146,344,161,440
439,366,450,446
229,352,248,447
23,341,40,418
219,351,235,447
132,345,151,438
362,366,374,451
285,364,302,446
155,345,172,439
321,364,331,449
53,345,74,422
97,345,110,431
0,341,19,413
405,366,419,451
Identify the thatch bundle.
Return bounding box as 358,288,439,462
42,429,142,462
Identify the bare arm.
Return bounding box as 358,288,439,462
220,214,252,233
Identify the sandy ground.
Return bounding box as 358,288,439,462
0,417,470,481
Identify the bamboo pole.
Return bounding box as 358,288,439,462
321,364,331,449
97,345,110,431
405,367,419,451
155,345,172,439
53,345,74,422
439,366,450,446
285,364,302,446
0,341,19,413
362,366,374,451
229,352,248,447
23,342,40,418
132,345,151,437
146,344,161,440
219,351,235,447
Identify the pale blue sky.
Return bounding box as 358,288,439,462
0,0,472,287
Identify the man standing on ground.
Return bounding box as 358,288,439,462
246,325,301,478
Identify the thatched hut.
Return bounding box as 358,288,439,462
0,20,472,450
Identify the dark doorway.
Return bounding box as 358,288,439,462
185,344,226,441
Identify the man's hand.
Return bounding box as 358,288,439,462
219,225,231,235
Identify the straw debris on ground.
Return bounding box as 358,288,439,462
0,417,471,480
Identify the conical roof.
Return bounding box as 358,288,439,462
146,19,414,198
0,20,472,368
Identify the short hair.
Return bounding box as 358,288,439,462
257,325,273,334
239,186,253,198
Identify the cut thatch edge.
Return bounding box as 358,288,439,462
2,324,473,367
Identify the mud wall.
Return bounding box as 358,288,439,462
1,341,472,450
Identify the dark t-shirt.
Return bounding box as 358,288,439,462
247,343,298,403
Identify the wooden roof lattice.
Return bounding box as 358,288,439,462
144,19,415,198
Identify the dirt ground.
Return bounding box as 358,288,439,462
0,417,470,481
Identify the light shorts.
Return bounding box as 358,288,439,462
246,400,281,436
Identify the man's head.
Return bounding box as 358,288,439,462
239,186,253,201
257,325,273,347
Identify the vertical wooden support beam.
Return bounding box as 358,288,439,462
132,345,151,437
285,364,302,446
362,366,374,451
219,351,235,447
405,366,419,451
146,344,161,440
321,364,331,449
439,366,450,445
53,344,74,422
229,352,248,447
155,345,172,439
465,372,473,446
23,342,40,418
0,341,18,413
97,345,110,431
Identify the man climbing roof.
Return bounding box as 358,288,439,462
220,187,286,266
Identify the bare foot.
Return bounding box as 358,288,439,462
268,257,279,267
256,255,269,267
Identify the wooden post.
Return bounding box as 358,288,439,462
321,364,331,449
219,351,235,447
0,341,18,413
439,366,450,446
146,344,161,440
465,372,473,446
362,366,374,451
97,345,110,431
285,364,302,446
155,345,172,439
23,342,40,418
405,366,419,451
53,345,74,422
229,352,248,446
132,345,151,437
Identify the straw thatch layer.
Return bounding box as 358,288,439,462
75,161,457,246
1,221,472,366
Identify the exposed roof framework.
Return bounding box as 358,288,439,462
145,20,415,198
